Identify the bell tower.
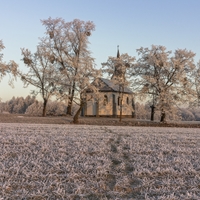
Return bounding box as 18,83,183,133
111,46,125,82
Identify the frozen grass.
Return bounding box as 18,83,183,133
0,124,200,199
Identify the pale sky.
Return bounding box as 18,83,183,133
1,0,200,101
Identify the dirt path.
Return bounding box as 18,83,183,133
0,114,200,128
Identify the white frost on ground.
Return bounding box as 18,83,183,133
0,123,200,199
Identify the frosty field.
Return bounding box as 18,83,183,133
0,124,200,200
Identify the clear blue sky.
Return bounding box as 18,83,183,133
1,0,200,101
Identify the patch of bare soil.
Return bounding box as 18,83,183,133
0,114,70,124
0,114,199,128
79,117,200,128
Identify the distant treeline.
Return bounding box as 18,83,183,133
0,95,69,116
0,96,200,121
135,102,200,121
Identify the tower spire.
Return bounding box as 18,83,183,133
111,45,124,81
117,45,120,58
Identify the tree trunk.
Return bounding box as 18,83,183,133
42,98,48,117
160,110,166,122
66,87,72,115
150,105,155,121
119,97,123,122
67,67,78,116
66,89,72,115
66,103,72,115
73,101,84,124
132,98,136,118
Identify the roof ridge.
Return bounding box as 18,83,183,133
98,78,133,94
99,78,115,91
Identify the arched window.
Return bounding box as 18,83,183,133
103,95,108,106
118,96,121,106
126,97,129,104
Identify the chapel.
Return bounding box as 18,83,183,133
81,48,135,118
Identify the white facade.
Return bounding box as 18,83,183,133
85,91,134,117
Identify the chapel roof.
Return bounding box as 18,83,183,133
97,78,133,94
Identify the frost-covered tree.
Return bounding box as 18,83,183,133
12,97,26,113
193,109,200,120
47,100,67,116
135,101,180,121
25,100,43,116
2,95,35,114
135,102,148,119
40,18,96,116
24,95,36,108
17,47,58,117
180,108,196,121
4,96,16,113
25,100,68,116
72,56,100,123
134,45,195,122
0,40,6,80
0,40,18,88
102,51,135,121
190,61,200,107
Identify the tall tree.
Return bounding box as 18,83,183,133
134,45,195,122
102,51,135,122
72,56,100,124
17,47,58,117
40,18,95,115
